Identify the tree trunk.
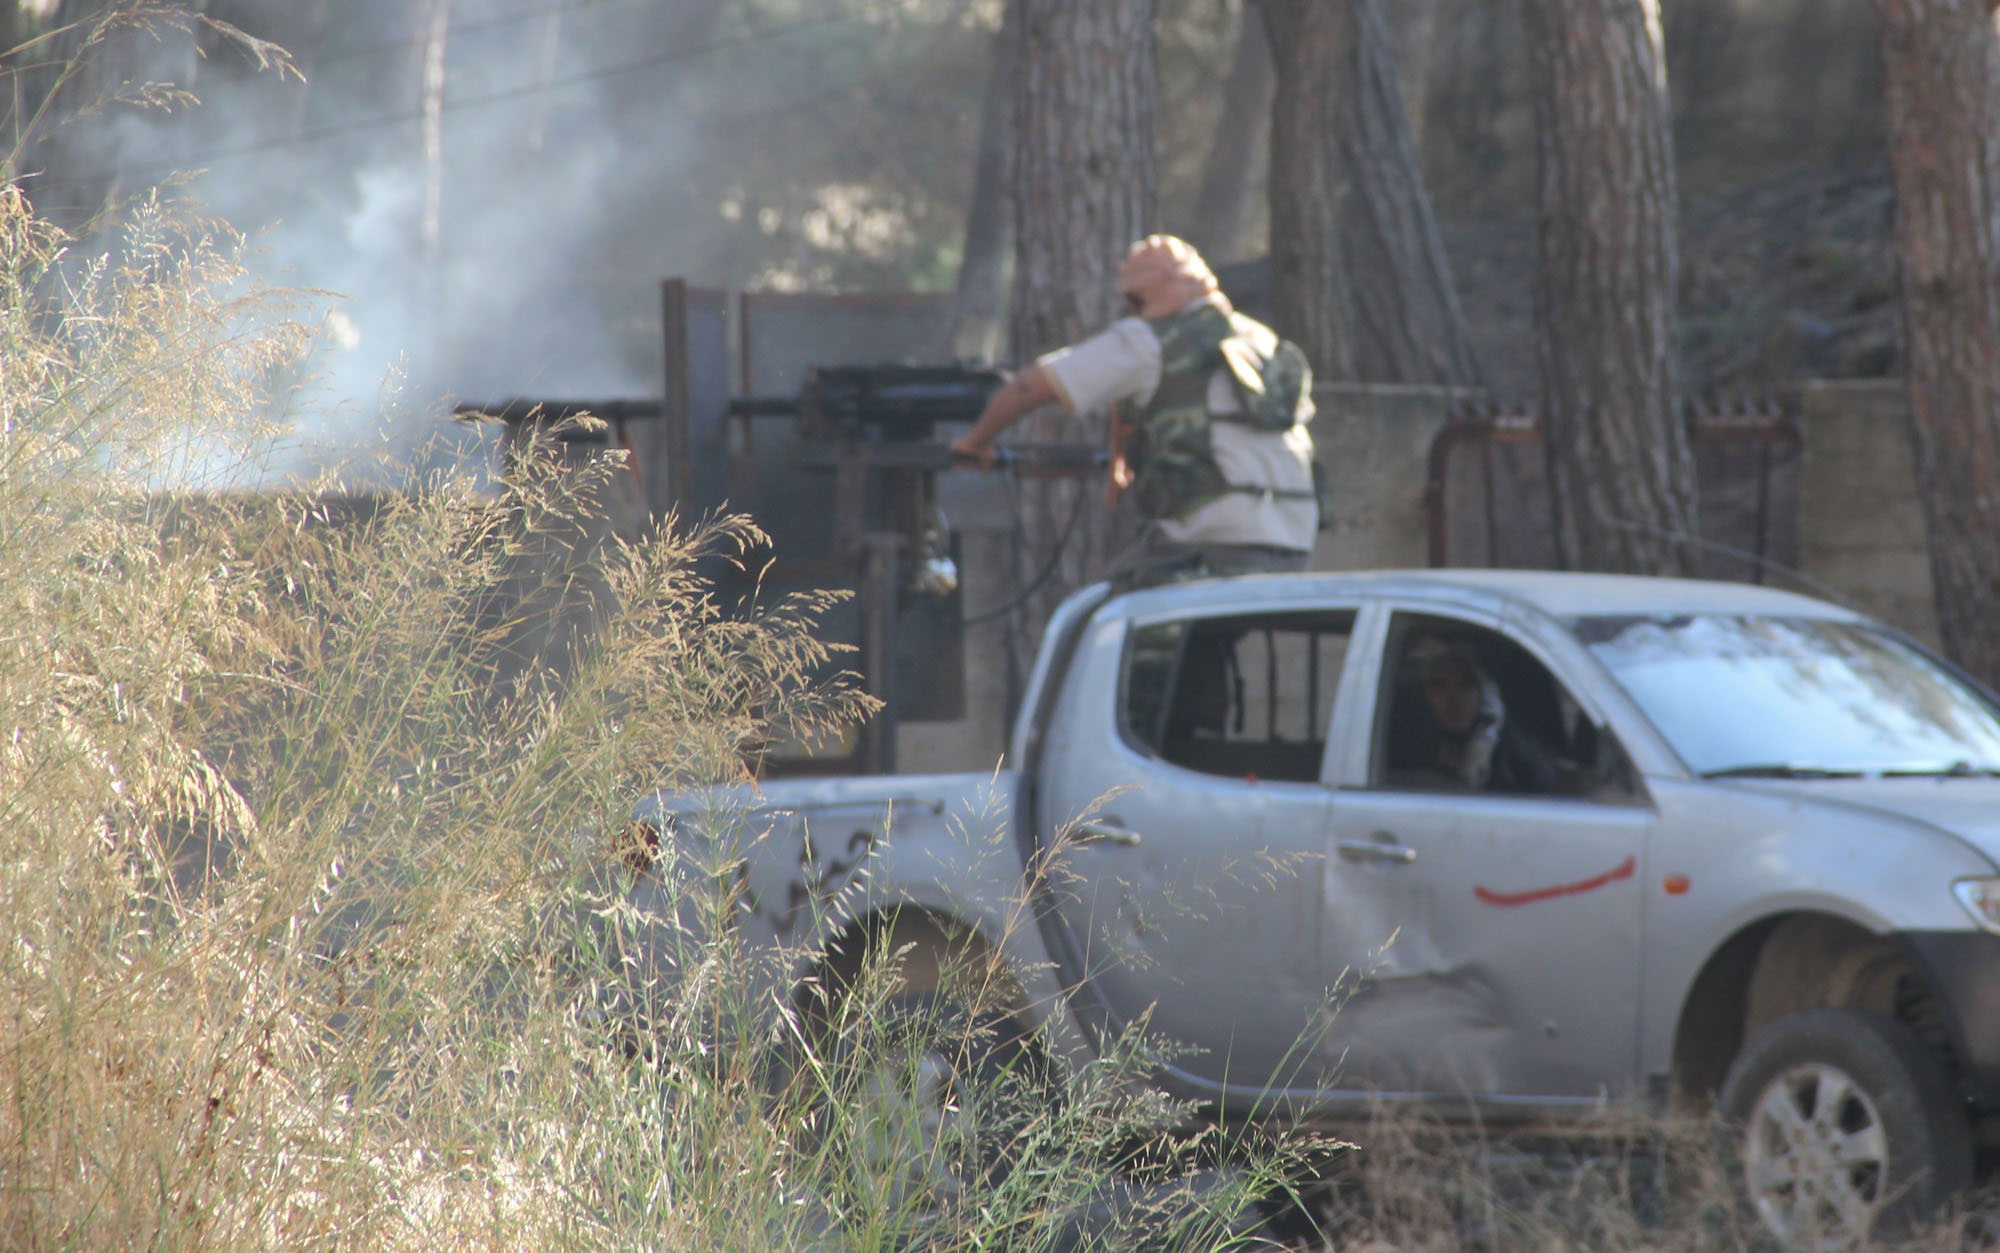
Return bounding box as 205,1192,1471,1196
524,4,565,153
1342,0,1479,385
1876,0,2000,686
1525,0,1697,574
1006,0,1156,664
1262,1,1357,379
949,0,1022,360
1188,1,1273,264
1988,4,2000,241
1262,0,1478,385
1384,0,1439,150
2,7,35,163
421,0,452,276
416,0,452,378
1011,0,1156,357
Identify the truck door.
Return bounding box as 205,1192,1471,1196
1037,607,1359,1100
1321,608,1652,1103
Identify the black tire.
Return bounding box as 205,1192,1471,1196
1719,1007,1971,1247
828,990,1053,1219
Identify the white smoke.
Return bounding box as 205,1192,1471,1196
52,2,679,487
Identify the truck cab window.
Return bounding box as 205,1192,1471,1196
1121,612,1355,783
1374,613,1641,802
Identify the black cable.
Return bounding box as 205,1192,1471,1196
1593,516,1849,601
962,463,1095,627
308,1,619,74
18,11,850,189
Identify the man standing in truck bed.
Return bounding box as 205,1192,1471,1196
950,234,1320,585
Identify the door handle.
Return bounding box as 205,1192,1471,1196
1337,834,1417,865
1072,819,1143,848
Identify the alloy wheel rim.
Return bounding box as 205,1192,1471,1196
852,1046,966,1212
1741,1061,1890,1247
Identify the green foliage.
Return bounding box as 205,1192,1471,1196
1155,0,1256,236
629,0,1002,294
568,0,1248,296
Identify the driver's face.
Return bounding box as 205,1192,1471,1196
1422,662,1484,735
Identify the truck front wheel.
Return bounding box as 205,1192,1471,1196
828,990,1053,1221
1718,1007,1970,1246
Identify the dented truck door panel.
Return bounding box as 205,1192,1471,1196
1036,603,1359,1099
1317,605,1652,1105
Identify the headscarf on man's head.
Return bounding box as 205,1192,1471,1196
1117,234,1227,319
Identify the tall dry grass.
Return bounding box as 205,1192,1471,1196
0,19,1310,1245
0,161,878,1244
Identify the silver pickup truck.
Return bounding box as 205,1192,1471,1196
624,569,2000,1243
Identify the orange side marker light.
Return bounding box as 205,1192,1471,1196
1663,874,1691,896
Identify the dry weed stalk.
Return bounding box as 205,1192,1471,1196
0,126,883,1243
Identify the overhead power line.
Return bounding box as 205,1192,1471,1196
20,10,858,190
307,0,618,75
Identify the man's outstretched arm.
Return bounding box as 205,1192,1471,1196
949,364,1064,467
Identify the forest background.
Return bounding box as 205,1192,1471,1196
2,0,1896,436
13,0,1955,668
23,0,2000,729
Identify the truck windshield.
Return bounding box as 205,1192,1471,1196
1574,614,2000,777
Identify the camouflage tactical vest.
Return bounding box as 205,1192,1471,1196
1126,302,1315,523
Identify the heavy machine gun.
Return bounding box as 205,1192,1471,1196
463,361,1106,776
714,362,1105,772
726,362,1103,474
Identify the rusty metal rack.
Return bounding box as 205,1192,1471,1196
1425,394,1803,580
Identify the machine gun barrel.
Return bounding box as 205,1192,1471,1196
804,363,1005,439
726,363,1007,441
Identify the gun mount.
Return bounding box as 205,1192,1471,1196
708,363,1101,773
471,292,1105,778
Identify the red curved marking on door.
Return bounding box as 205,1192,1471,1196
1474,855,1637,907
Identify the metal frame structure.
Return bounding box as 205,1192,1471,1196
659,281,1101,775
1425,394,1803,578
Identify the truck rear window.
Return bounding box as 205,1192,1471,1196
1121,611,1355,783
